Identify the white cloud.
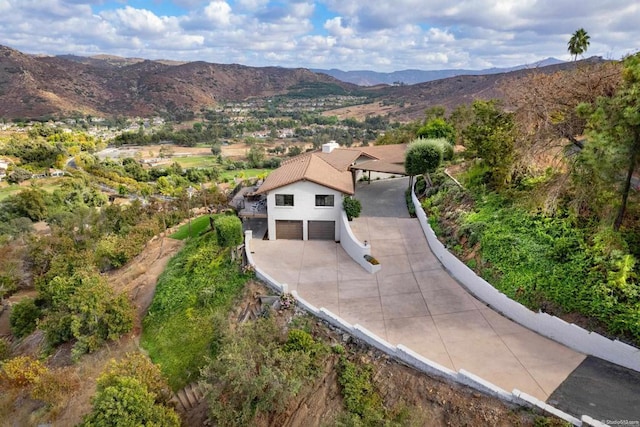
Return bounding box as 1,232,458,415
101,6,172,37
203,1,233,26
324,17,354,38
0,0,638,71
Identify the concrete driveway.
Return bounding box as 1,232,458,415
355,177,410,218
250,215,586,401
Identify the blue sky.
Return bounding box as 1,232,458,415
0,1,638,71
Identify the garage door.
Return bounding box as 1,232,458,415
275,220,303,240
308,221,335,240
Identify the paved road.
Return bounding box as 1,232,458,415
549,356,640,422
355,178,410,218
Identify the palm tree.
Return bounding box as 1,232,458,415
568,28,590,61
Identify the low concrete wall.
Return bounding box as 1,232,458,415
338,211,381,274
410,185,640,373
245,230,602,426
244,230,288,294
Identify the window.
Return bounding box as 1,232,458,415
315,195,334,207
275,194,294,206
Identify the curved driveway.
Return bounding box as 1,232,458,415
251,178,585,402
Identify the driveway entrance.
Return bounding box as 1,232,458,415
355,177,410,218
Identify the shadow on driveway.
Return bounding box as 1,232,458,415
355,177,410,218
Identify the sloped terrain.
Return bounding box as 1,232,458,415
0,44,609,122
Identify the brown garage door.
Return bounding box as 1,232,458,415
308,220,335,240
275,220,303,240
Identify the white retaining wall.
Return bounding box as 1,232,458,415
243,230,600,426
410,186,640,374
338,211,381,274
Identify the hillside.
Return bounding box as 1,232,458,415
0,45,359,120
0,44,606,122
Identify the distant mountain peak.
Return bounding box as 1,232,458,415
313,58,567,86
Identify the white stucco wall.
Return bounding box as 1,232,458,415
265,180,344,240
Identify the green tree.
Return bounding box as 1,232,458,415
463,100,517,190
417,118,456,144
342,196,362,221
247,145,265,168
38,271,134,358
577,53,640,230
98,353,172,404
6,167,33,184
9,298,41,338
568,28,590,61
3,188,49,221
404,139,443,186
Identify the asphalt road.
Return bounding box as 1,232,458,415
548,356,640,423
355,177,411,218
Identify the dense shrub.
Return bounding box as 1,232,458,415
343,196,361,221
423,187,640,345
204,317,326,426
9,298,42,338
338,356,384,424
98,353,172,404
213,215,243,247
0,356,47,388
81,376,180,427
38,272,134,358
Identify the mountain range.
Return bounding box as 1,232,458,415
0,44,598,122
312,58,565,86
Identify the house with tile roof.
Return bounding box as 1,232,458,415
255,142,406,240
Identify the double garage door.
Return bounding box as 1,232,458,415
275,220,335,240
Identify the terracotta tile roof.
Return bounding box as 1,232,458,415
256,153,354,195
359,144,408,164
350,160,407,175
315,148,372,171
256,144,408,195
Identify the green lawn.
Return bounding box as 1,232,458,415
0,179,65,201
169,214,212,240
173,155,218,168
0,184,21,201
220,168,271,181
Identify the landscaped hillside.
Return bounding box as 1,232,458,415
401,54,639,346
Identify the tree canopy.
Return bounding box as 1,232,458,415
404,139,443,177
568,28,590,61
577,52,640,230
